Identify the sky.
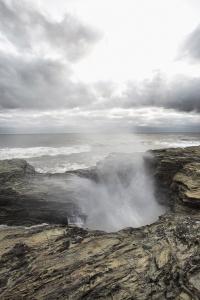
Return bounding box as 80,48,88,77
0,0,200,133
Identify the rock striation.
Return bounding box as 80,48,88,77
0,146,199,299
147,146,200,211
0,214,199,299
0,159,84,226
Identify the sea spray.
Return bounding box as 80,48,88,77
66,152,165,231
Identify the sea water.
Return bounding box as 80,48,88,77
0,133,199,231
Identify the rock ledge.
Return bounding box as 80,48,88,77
0,146,199,299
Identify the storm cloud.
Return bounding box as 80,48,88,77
0,52,200,114
120,74,200,113
181,24,200,62
0,0,100,61
0,0,99,111
0,0,199,132
0,52,95,110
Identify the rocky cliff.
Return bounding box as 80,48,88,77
0,159,83,226
148,146,200,211
0,146,199,299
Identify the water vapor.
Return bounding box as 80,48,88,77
65,153,165,232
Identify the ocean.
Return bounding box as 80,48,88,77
1,132,200,231
0,133,199,173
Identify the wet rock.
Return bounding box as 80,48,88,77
0,146,199,299
0,159,35,184
1,146,200,227
0,160,83,226
147,146,200,210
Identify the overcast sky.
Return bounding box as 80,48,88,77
0,0,200,133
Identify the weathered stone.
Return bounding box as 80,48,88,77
189,272,200,293
0,159,84,226
147,146,200,210
0,214,199,299
177,292,192,300
0,146,199,299
155,247,171,269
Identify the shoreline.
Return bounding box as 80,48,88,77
0,146,199,299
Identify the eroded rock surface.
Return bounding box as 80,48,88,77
0,215,199,299
0,159,84,226
0,146,199,299
148,146,200,211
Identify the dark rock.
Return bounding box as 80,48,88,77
0,215,199,299
0,159,84,226
146,146,200,210
4,242,29,259
0,146,199,299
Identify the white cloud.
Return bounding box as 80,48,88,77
0,0,199,133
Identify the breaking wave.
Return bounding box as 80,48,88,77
0,145,91,160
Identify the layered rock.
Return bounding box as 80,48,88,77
172,162,200,206
0,146,199,299
0,159,85,226
0,214,199,299
147,146,200,211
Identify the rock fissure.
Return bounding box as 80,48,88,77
0,146,200,299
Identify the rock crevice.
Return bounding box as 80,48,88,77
0,146,199,299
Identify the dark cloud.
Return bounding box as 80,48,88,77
0,0,199,134
0,0,100,61
111,74,200,112
0,52,95,110
181,24,200,62
1,53,200,113
0,0,100,111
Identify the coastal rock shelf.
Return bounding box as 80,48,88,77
0,146,199,299
148,146,200,211
0,159,83,226
0,214,199,299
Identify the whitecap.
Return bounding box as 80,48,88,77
0,145,91,160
